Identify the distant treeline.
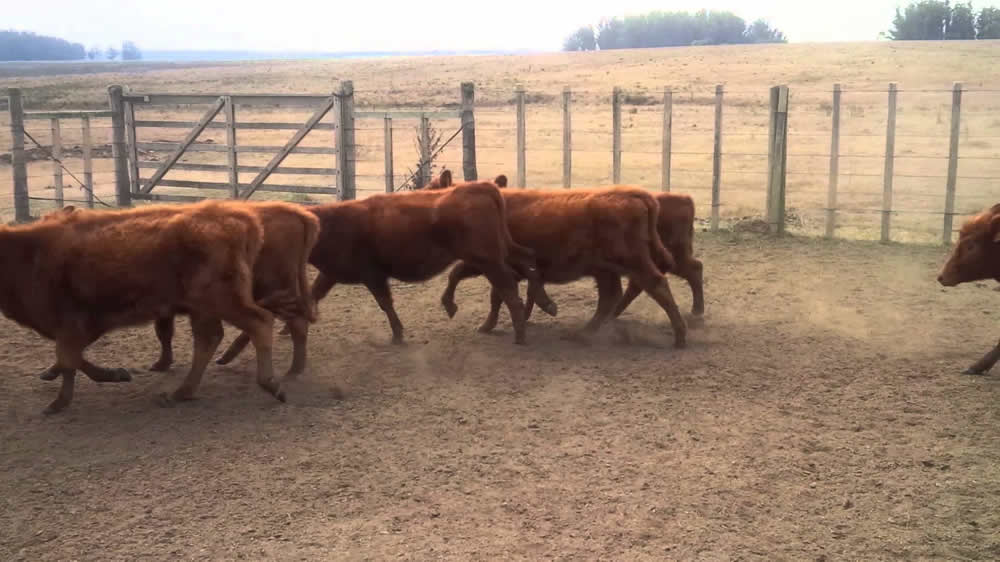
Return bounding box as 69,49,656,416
564,11,786,51
1,31,143,61
887,1,1000,40
0,30,85,61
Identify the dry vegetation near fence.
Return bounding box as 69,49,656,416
2,41,999,241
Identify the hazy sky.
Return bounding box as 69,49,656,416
10,1,916,52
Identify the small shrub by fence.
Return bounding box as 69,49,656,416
5,80,999,245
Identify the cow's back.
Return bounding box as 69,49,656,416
30,202,262,330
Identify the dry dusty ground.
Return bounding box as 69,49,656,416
1,233,1000,560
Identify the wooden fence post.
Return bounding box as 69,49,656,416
224,96,239,198
461,82,477,182
50,118,64,207
81,115,94,208
419,114,431,188
516,86,526,188
384,116,394,193
612,86,622,184
337,80,356,200
711,84,724,232
825,84,841,238
123,86,140,195
881,82,897,243
562,86,571,188
107,85,130,207
7,88,29,222
766,85,789,234
943,82,962,245
662,88,672,192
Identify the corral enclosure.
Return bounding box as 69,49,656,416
2,42,1000,559
3,41,1000,243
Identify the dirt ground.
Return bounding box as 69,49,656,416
1,233,999,560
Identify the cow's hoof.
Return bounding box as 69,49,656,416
686,315,705,329
539,302,558,317
43,401,67,415
673,336,688,349
962,368,988,376
442,300,458,319
477,324,495,334
258,380,287,403
149,359,172,372
514,334,527,345
154,393,176,408
278,325,291,336
390,335,405,345
38,368,61,382
107,368,133,383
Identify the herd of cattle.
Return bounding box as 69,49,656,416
0,167,994,414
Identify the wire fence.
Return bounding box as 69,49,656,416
4,83,999,244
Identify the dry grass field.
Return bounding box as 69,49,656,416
2,42,1000,559
2,41,1000,240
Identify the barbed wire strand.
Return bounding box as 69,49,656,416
20,129,114,208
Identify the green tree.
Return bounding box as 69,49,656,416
121,40,142,60
978,6,1000,38
745,19,788,43
948,2,977,38
0,30,85,61
106,46,119,60
86,45,101,60
563,26,596,51
888,1,952,39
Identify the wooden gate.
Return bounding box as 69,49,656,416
119,82,354,203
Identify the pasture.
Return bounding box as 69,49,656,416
1,41,1000,558
2,233,999,559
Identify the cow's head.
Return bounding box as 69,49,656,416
938,204,1000,287
41,205,78,222
494,175,508,188
427,169,453,189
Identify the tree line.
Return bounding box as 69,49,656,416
563,10,786,51
886,1,1000,40
0,31,142,61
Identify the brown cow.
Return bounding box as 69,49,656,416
433,174,703,321
938,204,1000,375
220,181,534,362
5,201,286,413
440,187,688,348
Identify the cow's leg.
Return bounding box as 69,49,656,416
365,276,405,344
633,270,687,349
479,264,527,345
478,286,504,334
583,272,624,333
43,339,86,414
441,262,482,319
280,271,335,336
284,316,309,377
150,315,176,371
78,360,132,383
683,257,705,317
211,281,283,401
162,313,224,403
612,278,643,318
963,339,1000,375
529,282,558,318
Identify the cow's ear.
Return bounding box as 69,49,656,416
494,174,508,188
992,214,1000,243
63,205,76,212
441,169,452,186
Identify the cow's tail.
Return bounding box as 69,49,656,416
636,191,675,274
489,185,536,277
298,211,321,323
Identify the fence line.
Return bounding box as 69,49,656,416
6,82,999,244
